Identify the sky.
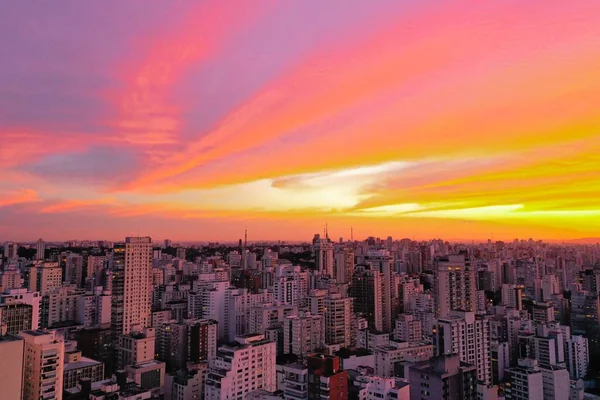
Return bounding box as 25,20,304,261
1,1,600,242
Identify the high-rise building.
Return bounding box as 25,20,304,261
307,354,348,400
41,286,84,328
394,313,423,343
505,359,543,400
3,242,18,260
435,311,492,385
0,331,24,400
324,293,352,347
0,302,33,334
284,312,325,358
111,237,153,338
408,354,477,400
350,265,383,332
501,284,523,310
76,287,111,327
29,262,62,296
366,250,394,333
21,330,65,400
334,248,354,284
282,363,308,400
434,254,477,318
0,288,40,330
62,350,104,389
273,264,308,308
35,239,45,261
204,334,276,399
165,365,206,400
313,234,334,276
0,269,22,291
118,327,155,369
566,335,589,379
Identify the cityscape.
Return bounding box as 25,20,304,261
2,1,600,400
1,236,599,399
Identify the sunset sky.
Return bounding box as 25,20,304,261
1,1,600,242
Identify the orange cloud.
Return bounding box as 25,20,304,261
0,189,39,207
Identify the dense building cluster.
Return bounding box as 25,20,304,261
0,235,599,399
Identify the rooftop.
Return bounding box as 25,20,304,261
64,356,103,371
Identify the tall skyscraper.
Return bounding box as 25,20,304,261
21,330,65,400
434,254,477,318
111,237,153,337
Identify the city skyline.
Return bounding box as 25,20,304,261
2,1,600,241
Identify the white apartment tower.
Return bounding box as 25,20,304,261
284,312,325,358
324,293,352,347
112,237,153,337
435,310,492,385
434,254,477,318
204,334,276,400
21,330,65,400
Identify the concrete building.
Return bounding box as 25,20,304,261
29,262,62,296
0,288,41,330
0,332,24,400
41,286,84,328
313,235,334,276
0,269,22,291
355,375,410,400
351,265,383,332
307,354,348,400
435,311,492,384
283,312,325,358
118,327,156,370
204,334,277,400
408,355,477,400
0,302,33,334
566,335,589,379
21,330,65,400
126,359,166,394
281,363,308,400
375,342,434,377
226,288,273,341
334,248,354,284
273,265,308,308
501,284,523,310
112,237,153,337
324,293,353,348
434,254,477,318
394,314,423,343
366,251,394,333
63,350,105,389
164,365,206,400
76,287,111,327
505,359,543,400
